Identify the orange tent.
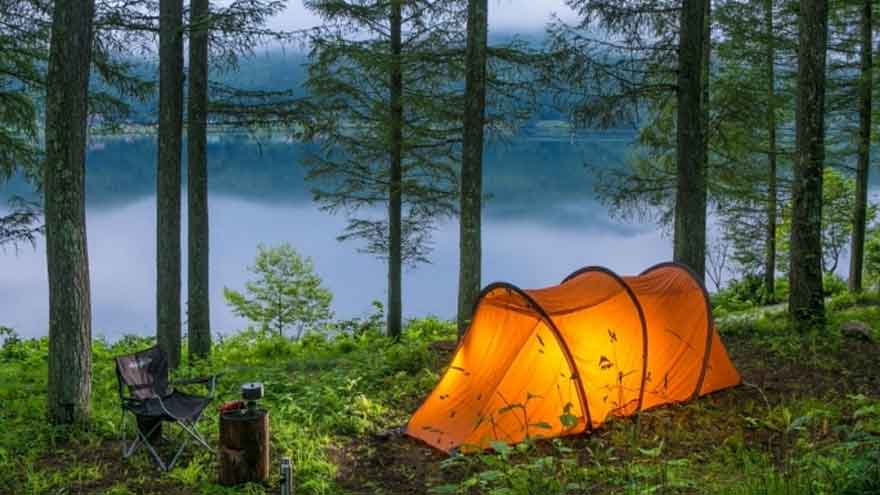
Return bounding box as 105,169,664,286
406,262,741,452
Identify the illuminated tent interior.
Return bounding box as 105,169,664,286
406,262,742,452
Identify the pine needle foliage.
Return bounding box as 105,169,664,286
300,0,463,266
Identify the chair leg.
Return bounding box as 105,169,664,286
142,435,168,471
178,419,212,451
167,436,190,471
120,410,129,455
122,415,169,471
163,417,213,470
123,415,162,458
123,436,141,458
125,406,213,471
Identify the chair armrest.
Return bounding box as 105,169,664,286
171,373,222,399
171,376,214,386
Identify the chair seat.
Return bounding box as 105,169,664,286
126,391,210,421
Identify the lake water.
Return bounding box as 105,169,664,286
0,130,674,339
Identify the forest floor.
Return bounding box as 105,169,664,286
1,301,879,495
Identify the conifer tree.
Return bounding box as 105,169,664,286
458,0,488,337
302,0,462,339
187,0,211,359
708,0,797,297
44,0,97,425
788,0,828,328
547,0,710,280
838,0,874,292
156,0,185,368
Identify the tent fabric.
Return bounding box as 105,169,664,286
406,262,741,452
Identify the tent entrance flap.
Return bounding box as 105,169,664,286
406,262,741,452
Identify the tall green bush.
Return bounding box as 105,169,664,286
224,243,333,339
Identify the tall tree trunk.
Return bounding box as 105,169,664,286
700,0,710,276
848,0,872,293
789,0,827,328
674,0,708,281
44,0,96,425
457,0,488,338
764,0,778,301
187,0,211,359
387,0,403,340
157,0,184,367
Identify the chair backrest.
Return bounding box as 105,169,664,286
115,346,169,400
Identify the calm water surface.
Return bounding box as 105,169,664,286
1,131,676,339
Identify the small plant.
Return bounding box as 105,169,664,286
224,243,333,339
332,300,385,336
864,226,880,290
431,440,588,495
711,275,789,317
0,327,23,361
821,272,847,298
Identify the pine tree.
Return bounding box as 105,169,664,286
845,0,873,292
789,0,828,328
187,0,211,359
457,0,488,337
762,0,780,298
157,0,184,368
44,0,97,425
302,0,462,339
547,0,710,280
0,0,46,180
674,0,709,280
708,0,797,297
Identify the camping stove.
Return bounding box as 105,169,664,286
241,382,264,414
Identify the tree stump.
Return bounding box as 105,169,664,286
219,409,269,485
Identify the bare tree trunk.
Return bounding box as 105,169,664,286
848,0,872,293
387,0,403,340
789,0,827,328
457,0,488,338
157,0,184,367
187,0,211,359
674,0,708,281
764,0,778,301
44,0,96,425
700,0,710,277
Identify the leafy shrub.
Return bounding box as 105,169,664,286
713,273,848,318
0,327,24,361
431,441,588,495
224,243,333,339
404,316,453,341
826,292,860,312
383,343,433,376
822,272,847,297
332,300,384,336
776,168,874,275
863,226,880,291
712,275,786,317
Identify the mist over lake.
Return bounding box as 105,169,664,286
3,130,668,339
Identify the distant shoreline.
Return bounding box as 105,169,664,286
87,120,638,143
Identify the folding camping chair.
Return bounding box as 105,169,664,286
115,346,219,471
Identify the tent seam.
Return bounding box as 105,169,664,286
637,262,716,400
475,282,594,433
559,266,650,414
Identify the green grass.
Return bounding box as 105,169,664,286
0,303,878,495
0,318,452,494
